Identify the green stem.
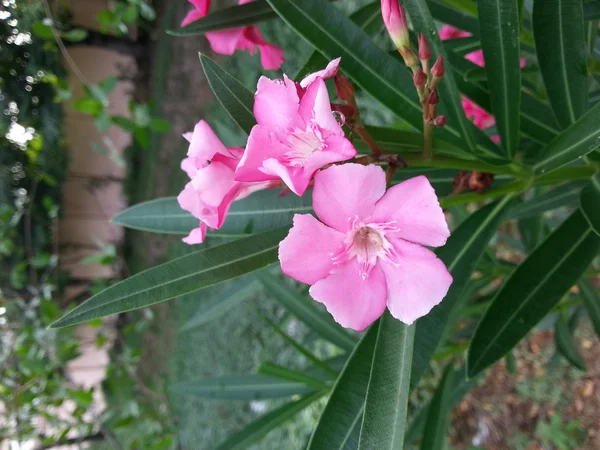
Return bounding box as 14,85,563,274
423,121,433,161
401,153,530,177
440,180,527,208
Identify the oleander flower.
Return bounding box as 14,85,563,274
234,69,356,196
181,0,284,71
177,120,275,244
278,164,453,331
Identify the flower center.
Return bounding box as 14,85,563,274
332,219,401,280
283,124,325,166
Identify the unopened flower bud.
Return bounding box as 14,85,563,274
381,0,409,50
334,75,355,102
427,89,439,105
413,68,427,87
418,34,431,61
431,55,445,78
433,115,447,127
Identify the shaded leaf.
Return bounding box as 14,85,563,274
579,279,600,338
580,175,600,235
51,227,289,327
200,54,256,135
555,314,587,371
508,183,584,220
419,364,455,450
467,210,600,377
533,0,588,128
258,362,328,389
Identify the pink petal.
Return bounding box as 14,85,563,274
190,0,210,13
462,98,495,129
298,77,340,134
371,175,450,247
309,260,387,331
313,164,386,232
206,28,246,55
302,134,357,176
439,25,471,40
299,57,341,88
235,125,289,183
382,239,452,325
242,26,284,70
254,75,303,132
182,222,207,245
186,120,234,161
465,49,485,67
260,158,309,196
279,214,345,285
177,181,209,223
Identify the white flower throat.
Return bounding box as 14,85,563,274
283,123,325,166
332,217,401,280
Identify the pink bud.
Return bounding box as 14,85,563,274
433,115,447,127
418,34,431,61
381,0,409,49
413,68,427,87
431,55,445,78
427,89,439,105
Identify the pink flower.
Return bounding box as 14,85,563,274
181,0,284,71
234,72,357,196
381,0,409,49
177,120,275,244
279,164,453,331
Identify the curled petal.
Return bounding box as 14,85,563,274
299,57,341,88
313,163,386,232
235,125,289,183
310,260,387,331
279,214,345,285
205,28,247,55
182,222,208,245
382,239,452,325
372,175,450,247
298,77,341,135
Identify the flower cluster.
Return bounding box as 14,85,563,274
177,56,453,330
181,0,284,70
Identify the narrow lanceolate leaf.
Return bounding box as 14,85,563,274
402,0,504,160
266,0,493,157
171,374,314,400
579,279,600,338
477,0,521,157
168,0,275,36
533,0,588,129
258,272,357,352
554,314,587,371
214,390,325,450
51,227,289,328
507,182,584,220
294,1,381,80
200,54,255,135
411,196,514,388
467,210,600,377
580,174,600,235
112,190,312,236
258,362,328,389
308,321,380,450
419,364,456,450
359,315,415,450
533,102,600,175
427,0,480,34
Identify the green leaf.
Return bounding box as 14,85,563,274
199,54,256,135
111,115,137,132
149,117,171,133
62,28,88,42
533,0,588,129
518,215,545,252
214,390,325,450
111,190,312,236
359,315,415,450
72,98,103,116
427,0,479,34
419,365,455,450
467,209,600,377
308,322,380,450
580,175,600,235
411,196,514,388
402,0,504,161
134,128,150,149
294,1,381,80
258,362,328,389
476,0,521,157
171,374,313,400
168,0,275,36
50,227,288,328
32,21,54,40
258,272,358,351
533,102,600,175
579,279,600,338
508,183,584,220
266,0,496,158
554,314,587,371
